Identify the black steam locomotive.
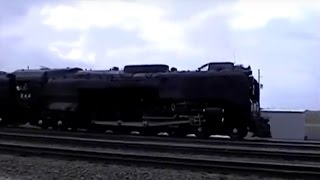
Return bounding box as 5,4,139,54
0,62,271,140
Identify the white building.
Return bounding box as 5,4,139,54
261,108,306,140
304,111,320,140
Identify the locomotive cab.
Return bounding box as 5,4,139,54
12,67,82,126
13,68,82,102
13,69,47,102
0,72,16,125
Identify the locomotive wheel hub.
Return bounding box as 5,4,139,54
57,120,63,126
233,128,238,134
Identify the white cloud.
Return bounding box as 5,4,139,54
49,36,96,64
1,0,320,109
184,0,320,31
105,46,150,58
229,0,320,30
40,0,196,58
40,1,165,31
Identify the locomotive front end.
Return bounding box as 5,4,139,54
157,62,271,139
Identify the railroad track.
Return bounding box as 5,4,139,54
1,130,320,162
2,126,320,150
0,127,320,178
1,141,319,179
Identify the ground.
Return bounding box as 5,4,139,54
0,154,299,180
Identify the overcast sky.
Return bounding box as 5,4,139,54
0,0,319,110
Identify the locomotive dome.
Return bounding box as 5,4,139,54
124,64,169,74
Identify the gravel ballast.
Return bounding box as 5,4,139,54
0,154,303,180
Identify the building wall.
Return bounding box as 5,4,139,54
305,124,320,140
261,110,306,140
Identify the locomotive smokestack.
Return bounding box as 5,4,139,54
258,69,260,84
258,69,263,89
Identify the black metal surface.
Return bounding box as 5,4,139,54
0,61,271,140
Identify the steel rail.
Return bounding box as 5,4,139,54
0,131,320,162
1,126,320,150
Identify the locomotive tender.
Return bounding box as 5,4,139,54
0,62,271,140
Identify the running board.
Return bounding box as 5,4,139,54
92,120,191,127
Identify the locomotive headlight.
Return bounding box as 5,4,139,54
57,120,63,126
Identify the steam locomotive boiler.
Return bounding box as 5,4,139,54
37,62,269,139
